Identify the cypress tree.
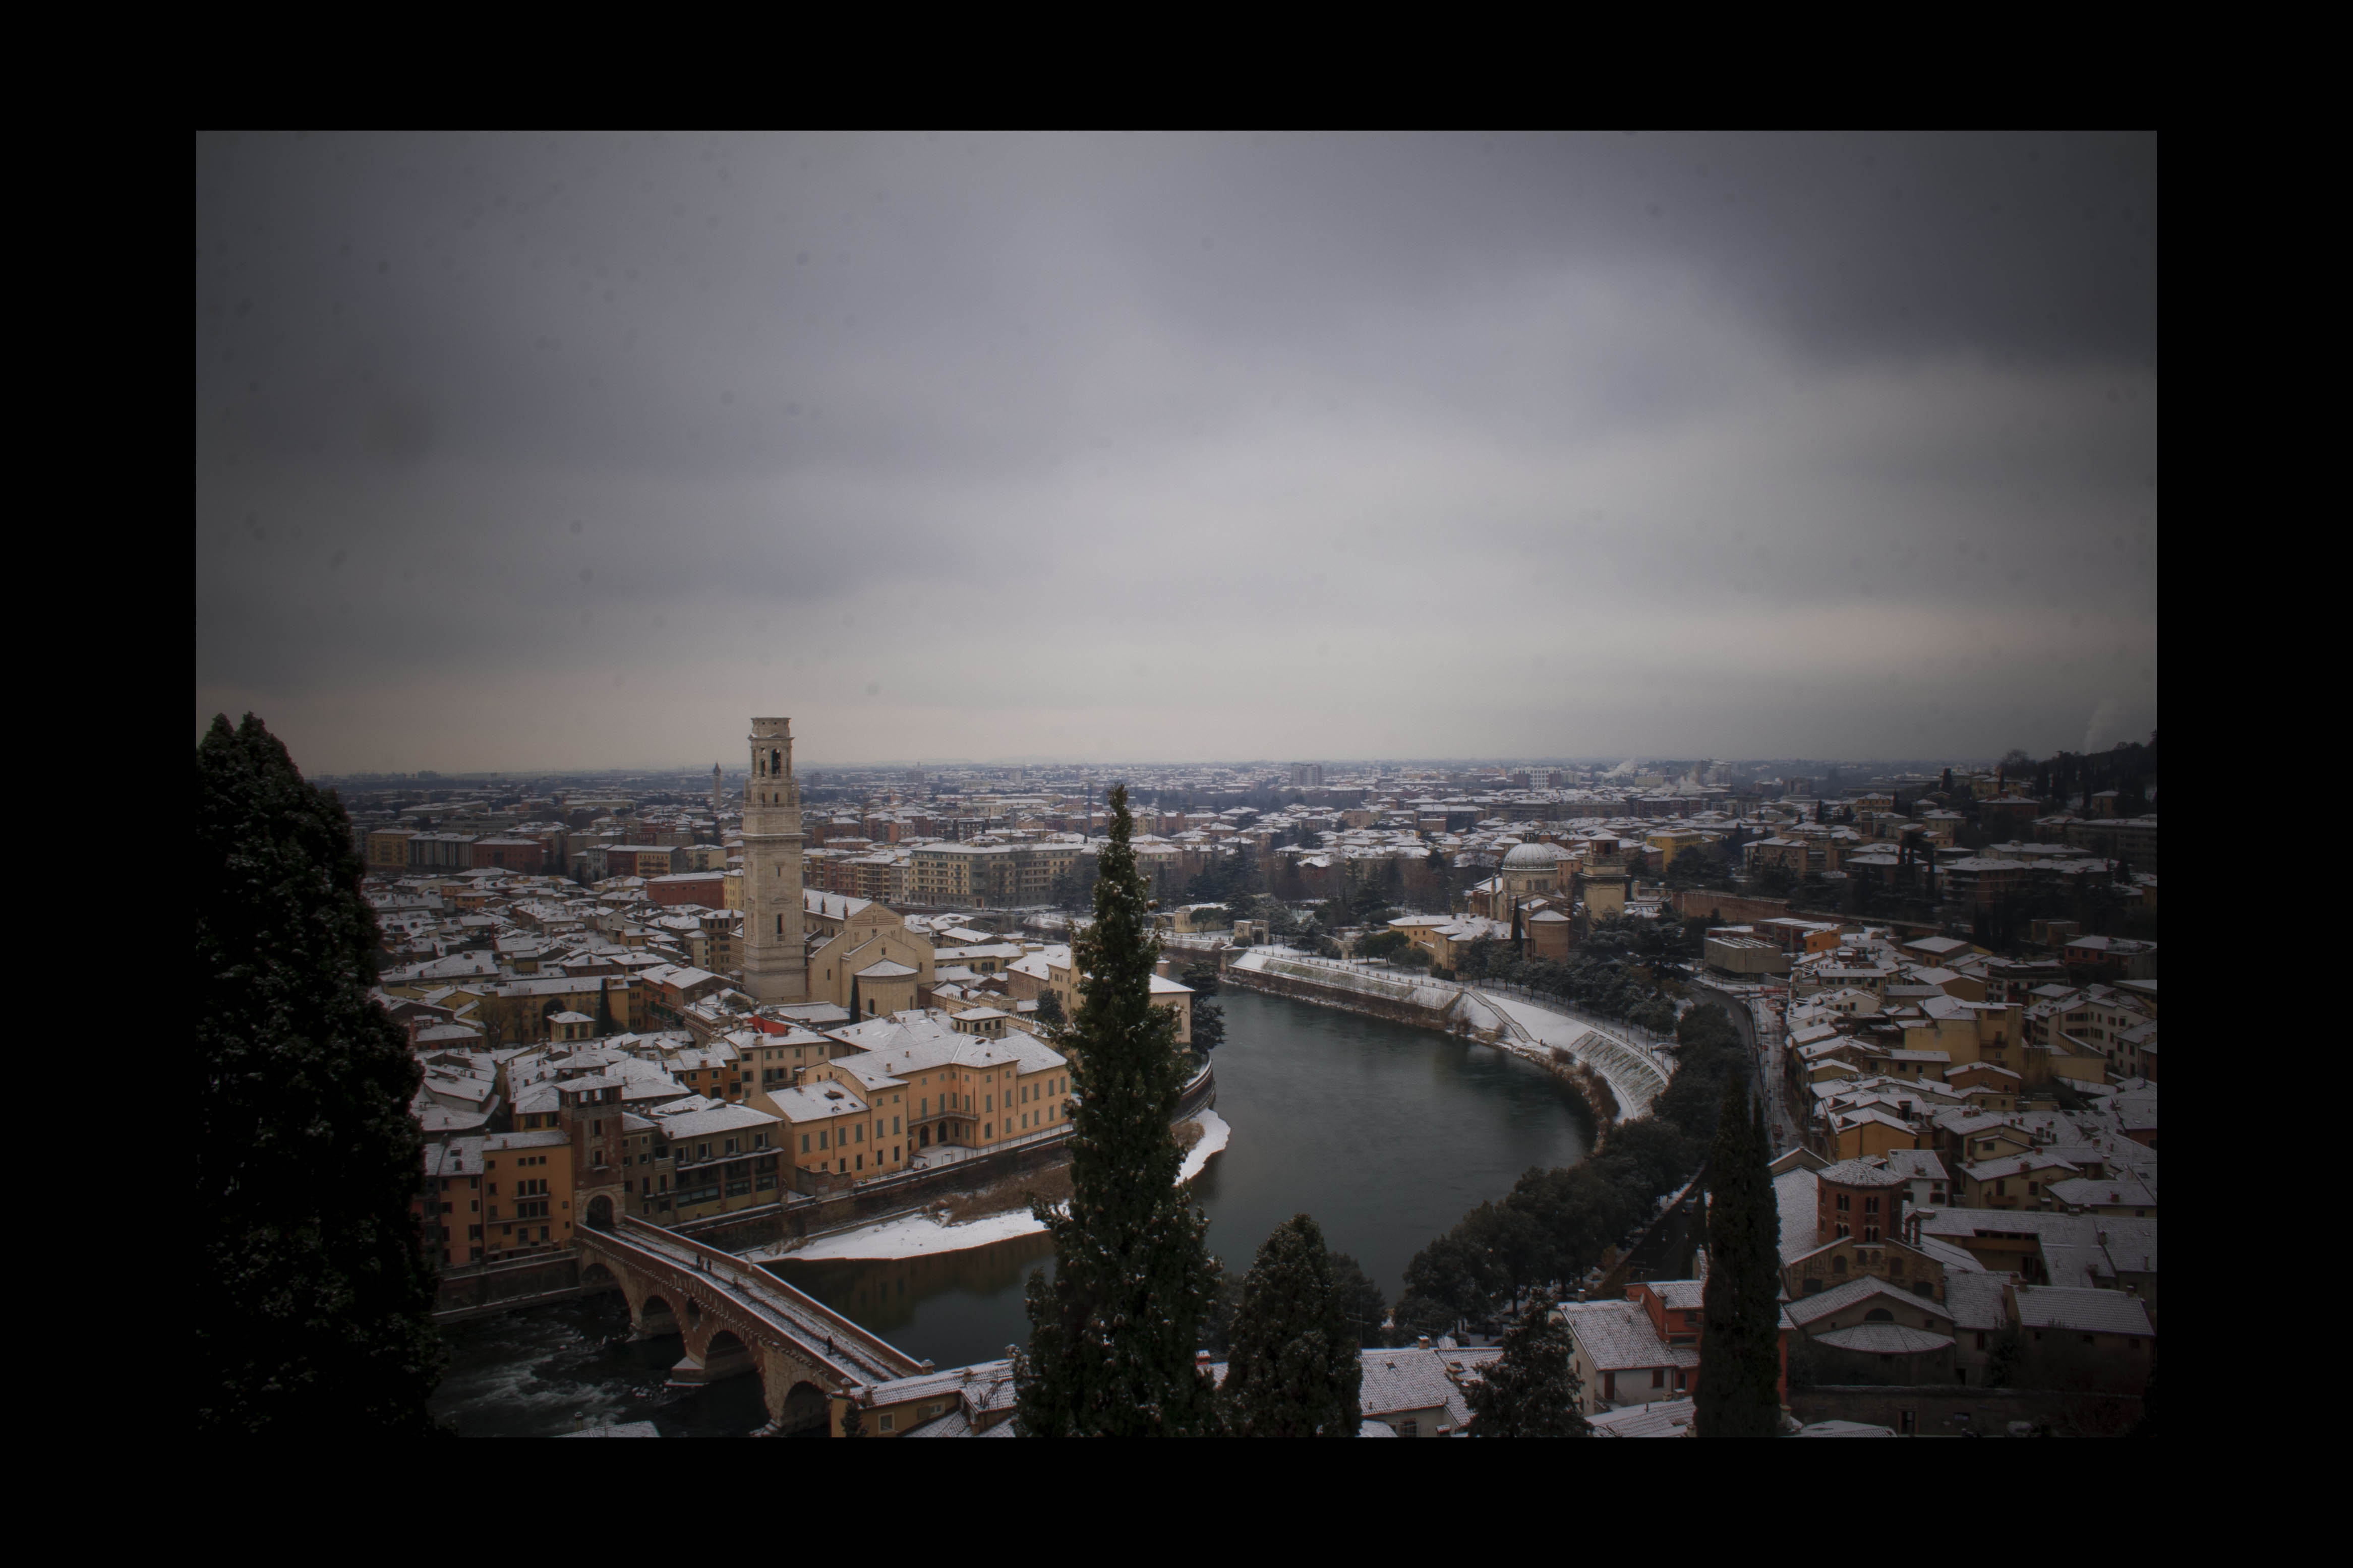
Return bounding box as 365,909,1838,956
196,714,442,1434
1694,1077,1782,1437
1466,1290,1589,1437
1018,784,1221,1436
1219,1214,1363,1437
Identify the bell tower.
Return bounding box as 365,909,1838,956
743,717,808,1003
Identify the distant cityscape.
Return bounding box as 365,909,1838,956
363,716,2153,1435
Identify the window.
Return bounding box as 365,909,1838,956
1651,1368,1665,1388
1399,1419,1418,1438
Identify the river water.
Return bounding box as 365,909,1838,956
433,987,1593,1433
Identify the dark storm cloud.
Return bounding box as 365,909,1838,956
195,132,2156,772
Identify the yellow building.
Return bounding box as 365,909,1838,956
757,1080,897,1183
480,1129,575,1260
815,1012,1076,1159
907,841,1082,908
655,1104,789,1220
367,828,418,874
833,1358,1018,1437
1644,828,1706,867
1005,945,1191,1044
1827,1108,1921,1161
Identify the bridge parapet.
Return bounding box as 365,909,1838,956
580,1216,926,1433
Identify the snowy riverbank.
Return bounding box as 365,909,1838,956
759,1109,1231,1264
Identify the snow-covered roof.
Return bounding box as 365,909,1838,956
1815,1322,1953,1355
1783,1276,1951,1331
2012,1284,2154,1337
1588,1398,1695,1437
658,1103,781,1139
1559,1299,1693,1373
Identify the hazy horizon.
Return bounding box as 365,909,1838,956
197,132,2157,775
299,750,2039,782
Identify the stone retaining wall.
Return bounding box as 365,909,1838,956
434,1252,592,1319
1225,965,1470,1034
1789,1383,2144,1438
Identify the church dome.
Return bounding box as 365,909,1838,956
1502,841,1567,868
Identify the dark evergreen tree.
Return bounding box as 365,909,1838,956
1017,785,1221,1436
1327,1252,1389,1348
1218,1214,1364,1437
1189,996,1225,1054
1389,1290,1460,1343
196,713,441,1435
838,1398,865,1438
1032,987,1066,1033
1465,1291,1589,1437
1694,1081,1782,1437
1198,1271,1248,1354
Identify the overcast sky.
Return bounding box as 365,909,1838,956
195,132,2156,774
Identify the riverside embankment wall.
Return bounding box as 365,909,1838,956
1224,950,1623,1129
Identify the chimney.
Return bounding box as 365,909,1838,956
1416,1335,1432,1350
1576,1287,1588,1302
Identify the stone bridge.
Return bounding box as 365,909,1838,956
579,1215,927,1434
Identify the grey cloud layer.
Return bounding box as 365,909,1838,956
196,131,2156,772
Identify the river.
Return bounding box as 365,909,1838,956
432,986,1594,1434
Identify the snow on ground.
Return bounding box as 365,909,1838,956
1178,1108,1230,1184
1477,992,1668,1117
766,1109,1232,1263
783,1204,1054,1262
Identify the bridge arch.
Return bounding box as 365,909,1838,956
703,1330,755,1381
774,1378,830,1435
637,1294,679,1335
